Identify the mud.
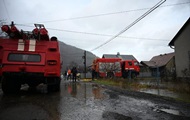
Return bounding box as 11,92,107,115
102,111,132,120
0,81,190,120
0,104,49,120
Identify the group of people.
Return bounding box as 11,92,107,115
64,67,79,82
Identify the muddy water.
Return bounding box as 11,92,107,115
59,82,107,120
139,88,190,102
0,81,190,120
137,80,190,102
0,82,107,120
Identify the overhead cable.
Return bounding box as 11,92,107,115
2,0,11,22
90,0,166,51
16,24,168,41
22,2,189,24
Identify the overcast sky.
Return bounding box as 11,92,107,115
1,0,190,61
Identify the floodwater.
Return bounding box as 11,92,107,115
134,79,190,102
139,88,190,102
0,81,107,120
0,81,190,120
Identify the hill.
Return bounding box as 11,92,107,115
59,41,97,73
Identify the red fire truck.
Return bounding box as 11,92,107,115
92,58,140,78
121,60,140,78
92,58,122,78
0,22,61,93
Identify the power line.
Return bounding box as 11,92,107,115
22,2,190,24
16,24,169,41
15,1,188,42
2,0,11,22
46,28,169,41
90,0,166,51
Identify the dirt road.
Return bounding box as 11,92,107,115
0,81,190,120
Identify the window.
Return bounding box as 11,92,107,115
128,62,132,66
8,53,41,62
134,61,139,66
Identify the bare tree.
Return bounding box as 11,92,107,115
99,62,121,78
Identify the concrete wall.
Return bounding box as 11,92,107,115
174,22,190,77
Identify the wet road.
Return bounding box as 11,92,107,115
0,81,190,120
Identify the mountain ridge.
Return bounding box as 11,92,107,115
59,41,97,73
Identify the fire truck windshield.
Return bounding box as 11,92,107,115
8,53,41,62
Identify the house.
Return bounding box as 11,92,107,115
140,53,175,79
168,17,190,78
102,52,138,61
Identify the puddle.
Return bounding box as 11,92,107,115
159,108,182,116
102,111,132,120
63,82,105,99
139,88,190,102
153,106,184,116
140,89,178,98
136,80,190,102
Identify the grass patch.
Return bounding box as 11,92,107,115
93,78,190,103
93,78,190,94
94,78,153,90
94,79,119,86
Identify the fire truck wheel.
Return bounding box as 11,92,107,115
131,72,137,79
1,76,21,94
107,72,114,79
47,78,60,92
122,71,128,79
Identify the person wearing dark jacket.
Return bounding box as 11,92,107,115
71,67,77,82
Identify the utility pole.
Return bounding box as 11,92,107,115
83,50,86,79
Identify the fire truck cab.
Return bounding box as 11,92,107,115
121,60,140,78
0,22,61,93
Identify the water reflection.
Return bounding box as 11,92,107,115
0,87,61,120
63,82,105,100
66,82,78,97
121,80,190,102
59,82,106,120
92,84,104,99
140,88,190,102
64,82,80,98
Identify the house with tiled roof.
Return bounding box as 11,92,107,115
141,53,175,78
102,52,138,61
169,17,190,78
